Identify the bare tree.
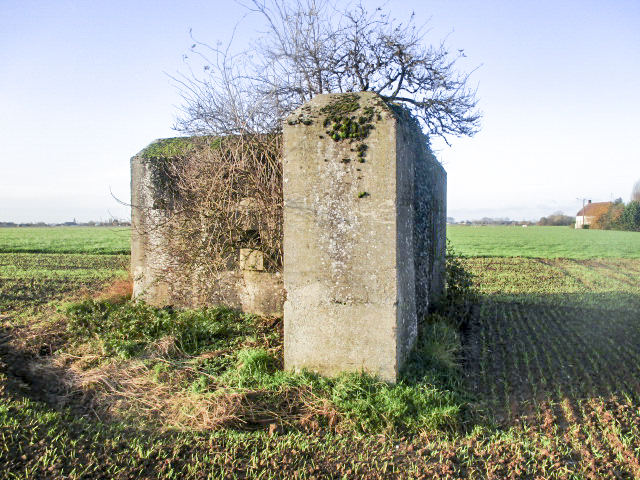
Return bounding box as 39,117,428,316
171,39,284,136
173,0,481,142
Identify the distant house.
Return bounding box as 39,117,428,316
575,200,612,229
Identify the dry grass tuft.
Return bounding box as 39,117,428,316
143,336,183,359
61,356,338,431
94,277,133,304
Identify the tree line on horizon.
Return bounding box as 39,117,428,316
0,219,131,228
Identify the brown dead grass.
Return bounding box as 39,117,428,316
94,276,133,304
51,351,338,432
4,324,339,433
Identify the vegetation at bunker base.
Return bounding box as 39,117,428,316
0,227,468,478
2,227,640,478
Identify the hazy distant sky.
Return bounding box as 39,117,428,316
1,0,639,223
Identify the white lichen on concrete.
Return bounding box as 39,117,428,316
313,157,360,302
283,92,446,383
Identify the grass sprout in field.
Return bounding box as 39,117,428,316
0,253,128,315
463,257,640,424
462,257,640,310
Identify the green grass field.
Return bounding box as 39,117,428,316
447,224,640,258
1,226,640,478
1,225,638,258
0,227,131,254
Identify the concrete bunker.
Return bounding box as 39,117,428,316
131,92,446,382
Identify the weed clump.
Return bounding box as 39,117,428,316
329,371,461,434
436,240,478,329
65,301,253,358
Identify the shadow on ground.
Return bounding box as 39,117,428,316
463,291,640,424
0,324,102,419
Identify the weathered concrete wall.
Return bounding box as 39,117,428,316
411,122,447,319
131,151,173,305
283,92,446,383
130,143,285,316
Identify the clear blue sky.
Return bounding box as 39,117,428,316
1,0,639,223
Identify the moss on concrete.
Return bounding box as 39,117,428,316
139,136,221,160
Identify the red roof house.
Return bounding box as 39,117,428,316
575,200,612,229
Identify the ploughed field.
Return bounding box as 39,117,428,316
1,225,639,479
465,257,640,419
462,256,640,478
